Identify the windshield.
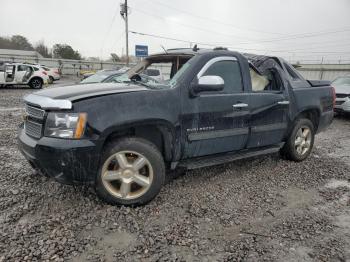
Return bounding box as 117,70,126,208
81,71,118,84
109,55,193,89
333,77,350,87
169,60,192,87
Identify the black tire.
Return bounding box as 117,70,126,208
95,137,165,206
281,118,315,162
49,76,54,84
29,78,43,89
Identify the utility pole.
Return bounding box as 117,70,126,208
120,0,129,65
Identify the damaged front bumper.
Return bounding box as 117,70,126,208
18,125,100,185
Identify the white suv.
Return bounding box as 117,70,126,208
41,65,61,83
0,63,49,89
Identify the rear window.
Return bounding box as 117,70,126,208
144,69,160,76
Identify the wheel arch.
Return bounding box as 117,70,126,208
29,76,44,86
287,107,321,137
295,107,321,131
101,119,176,163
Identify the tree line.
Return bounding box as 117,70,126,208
0,35,82,60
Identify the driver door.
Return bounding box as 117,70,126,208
182,56,250,158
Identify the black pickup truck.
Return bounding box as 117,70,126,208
18,48,335,205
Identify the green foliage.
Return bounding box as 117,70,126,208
34,41,52,58
0,35,33,50
52,44,82,60
0,35,82,60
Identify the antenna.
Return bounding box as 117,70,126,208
160,45,168,54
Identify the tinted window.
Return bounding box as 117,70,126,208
33,67,39,71
202,60,242,93
18,65,30,71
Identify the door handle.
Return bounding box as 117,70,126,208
233,103,248,109
277,100,290,105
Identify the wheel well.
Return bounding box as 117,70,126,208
30,77,43,83
103,125,172,162
296,109,320,130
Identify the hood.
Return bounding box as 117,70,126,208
334,84,350,95
33,82,148,101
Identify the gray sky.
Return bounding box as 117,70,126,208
1,0,350,63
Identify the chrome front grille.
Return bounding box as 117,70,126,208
25,120,43,138
25,104,45,120
24,104,45,139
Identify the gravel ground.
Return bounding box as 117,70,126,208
0,81,349,261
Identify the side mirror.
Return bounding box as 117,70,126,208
190,75,224,96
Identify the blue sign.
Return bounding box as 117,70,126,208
135,45,148,57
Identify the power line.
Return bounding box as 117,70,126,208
133,0,350,45
131,5,350,48
143,0,288,36
129,30,350,55
233,28,350,45
131,7,259,41
100,2,120,56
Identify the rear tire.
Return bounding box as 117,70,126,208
29,78,43,89
281,118,315,162
95,137,165,206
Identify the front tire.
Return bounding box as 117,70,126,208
49,76,54,84
281,118,315,162
95,137,165,206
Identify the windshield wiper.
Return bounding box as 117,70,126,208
124,79,153,89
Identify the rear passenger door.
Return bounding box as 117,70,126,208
15,65,29,83
183,56,250,158
247,67,290,148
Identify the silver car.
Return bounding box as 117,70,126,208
333,76,350,114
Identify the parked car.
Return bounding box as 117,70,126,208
332,76,350,114
18,47,334,206
41,66,61,83
0,63,49,89
143,68,163,82
80,70,97,79
80,70,121,84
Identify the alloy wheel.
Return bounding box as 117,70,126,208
294,126,312,156
32,79,41,88
101,151,153,200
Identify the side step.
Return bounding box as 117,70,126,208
178,145,282,170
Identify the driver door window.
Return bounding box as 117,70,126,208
201,60,243,94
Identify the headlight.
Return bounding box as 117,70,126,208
44,113,87,139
